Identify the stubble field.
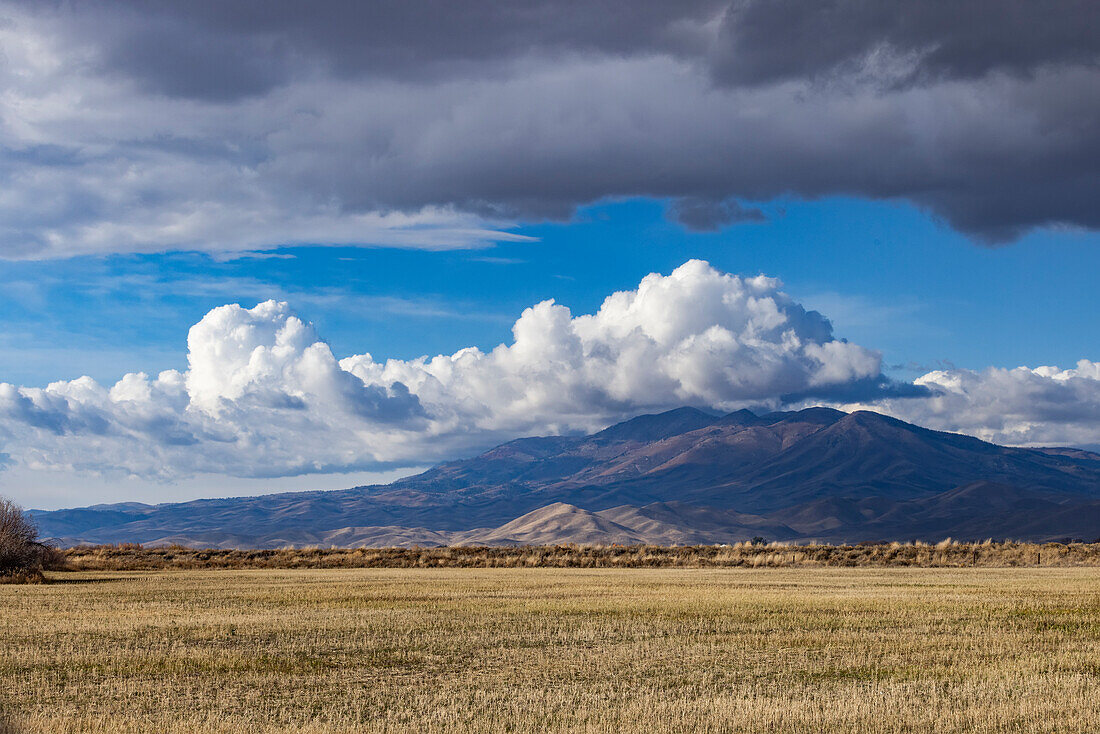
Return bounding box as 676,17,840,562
2,567,1100,733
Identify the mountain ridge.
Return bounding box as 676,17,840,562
29,406,1100,547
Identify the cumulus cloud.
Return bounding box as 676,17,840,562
857,361,1100,450
0,261,883,480
0,0,1096,258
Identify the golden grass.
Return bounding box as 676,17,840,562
61,540,1100,571
3,567,1100,732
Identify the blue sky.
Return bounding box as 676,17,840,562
3,196,1096,391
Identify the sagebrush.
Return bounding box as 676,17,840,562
60,539,1100,571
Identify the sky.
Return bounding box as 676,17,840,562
0,1,1098,509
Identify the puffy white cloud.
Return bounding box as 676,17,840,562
0,260,881,481
343,260,882,434
843,360,1100,450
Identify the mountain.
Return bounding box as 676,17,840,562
29,407,1100,547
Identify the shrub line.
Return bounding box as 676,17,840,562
57,540,1100,571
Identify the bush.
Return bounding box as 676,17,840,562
0,496,62,581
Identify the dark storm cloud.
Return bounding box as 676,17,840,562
31,0,1095,97
713,0,1100,87
781,376,934,406
669,198,767,231
0,0,1097,257
30,0,726,100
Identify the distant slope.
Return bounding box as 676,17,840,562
31,407,1100,546
466,503,648,546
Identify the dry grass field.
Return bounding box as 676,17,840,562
2,567,1100,733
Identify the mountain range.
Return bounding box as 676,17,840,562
30,407,1100,547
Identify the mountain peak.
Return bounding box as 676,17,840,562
759,406,847,426
834,410,1000,453
718,408,760,426
592,407,719,443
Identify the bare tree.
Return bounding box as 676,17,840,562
0,496,60,579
